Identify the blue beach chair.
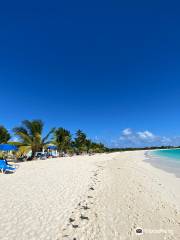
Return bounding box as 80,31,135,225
0,159,17,173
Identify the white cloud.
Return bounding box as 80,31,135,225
137,131,156,140
110,128,179,148
161,137,172,145
122,128,133,136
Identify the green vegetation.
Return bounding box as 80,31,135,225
0,125,11,144
72,129,107,154
74,130,88,154
53,128,72,154
0,120,106,158
1,119,174,160
13,120,54,157
107,146,176,152
53,128,106,155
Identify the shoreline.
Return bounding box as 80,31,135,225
146,150,180,178
0,151,180,239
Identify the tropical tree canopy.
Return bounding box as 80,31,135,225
74,130,88,153
90,142,106,153
13,120,54,156
53,127,72,153
0,125,11,144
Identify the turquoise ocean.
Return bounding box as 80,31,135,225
147,149,180,178
153,149,180,161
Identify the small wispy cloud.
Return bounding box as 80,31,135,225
122,128,132,136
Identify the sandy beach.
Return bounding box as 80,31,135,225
0,151,180,240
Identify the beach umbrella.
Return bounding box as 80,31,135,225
0,144,18,151
47,145,57,150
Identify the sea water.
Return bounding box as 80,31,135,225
153,149,180,161
146,149,180,178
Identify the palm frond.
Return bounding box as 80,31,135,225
42,128,55,144
22,120,43,136
15,132,33,145
13,127,28,136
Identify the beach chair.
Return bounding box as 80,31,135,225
0,159,17,173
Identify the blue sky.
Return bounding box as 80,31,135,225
1,0,180,147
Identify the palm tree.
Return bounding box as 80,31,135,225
74,130,88,154
86,139,92,153
13,120,54,157
53,128,72,154
0,125,11,144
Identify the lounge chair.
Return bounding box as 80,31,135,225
0,159,17,173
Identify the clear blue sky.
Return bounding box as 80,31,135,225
1,0,180,147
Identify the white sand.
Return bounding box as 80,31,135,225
0,151,180,239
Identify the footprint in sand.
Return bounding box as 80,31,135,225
69,218,75,223
80,214,89,220
62,166,101,239
72,224,79,228
82,205,90,210
88,196,93,199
